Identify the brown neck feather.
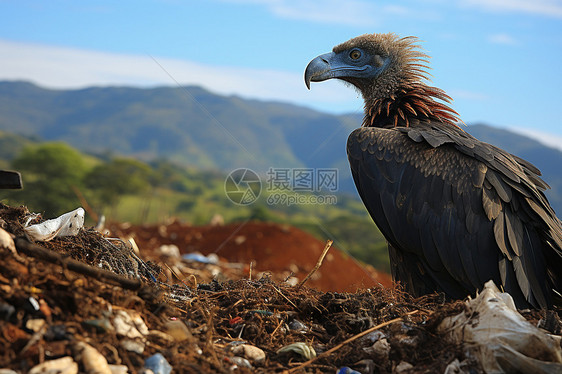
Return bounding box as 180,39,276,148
362,83,462,129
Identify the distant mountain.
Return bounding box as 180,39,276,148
0,80,355,172
0,80,560,213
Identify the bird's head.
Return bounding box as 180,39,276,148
305,33,459,127
305,33,430,100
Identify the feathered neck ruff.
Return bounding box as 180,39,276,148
338,34,462,129
362,83,462,128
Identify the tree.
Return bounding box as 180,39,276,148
84,158,152,214
10,142,87,216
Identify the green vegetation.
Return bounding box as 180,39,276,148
0,130,35,169
2,141,390,272
1,81,560,214
7,82,560,274
84,158,152,216
11,143,88,216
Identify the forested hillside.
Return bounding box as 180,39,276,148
1,80,560,212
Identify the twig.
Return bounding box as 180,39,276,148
164,263,191,288
288,310,420,373
15,238,142,290
249,260,254,281
297,239,333,289
19,323,47,355
71,185,99,223
270,318,285,340
272,284,300,311
203,306,221,369
188,274,198,289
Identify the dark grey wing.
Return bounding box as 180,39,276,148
347,124,562,308
439,124,562,307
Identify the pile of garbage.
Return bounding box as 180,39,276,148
0,203,561,373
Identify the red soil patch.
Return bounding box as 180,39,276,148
113,220,392,292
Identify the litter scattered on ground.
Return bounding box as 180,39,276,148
439,280,562,373
0,202,560,373
23,207,85,242
113,219,393,292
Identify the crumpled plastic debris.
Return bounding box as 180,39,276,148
0,369,19,374
83,316,114,333
24,208,85,242
108,365,128,374
182,252,219,264
110,309,149,353
26,296,40,311
443,358,475,374
112,309,149,339
364,336,390,360
156,244,180,258
74,342,112,374
228,356,253,369
232,344,266,364
395,361,414,373
28,356,78,374
276,342,317,360
337,367,361,374
288,319,308,333
362,330,385,343
144,353,172,374
164,320,193,342
25,318,46,332
121,339,145,354
0,228,16,254
439,280,562,374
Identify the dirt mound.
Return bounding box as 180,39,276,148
113,220,392,292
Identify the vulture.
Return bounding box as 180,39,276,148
305,33,562,309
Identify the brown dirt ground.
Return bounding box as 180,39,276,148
0,203,556,373
112,220,393,292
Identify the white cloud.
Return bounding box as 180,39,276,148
231,0,562,23
0,39,356,112
220,0,379,26
511,127,562,152
268,0,378,27
460,0,562,18
218,0,441,27
488,33,518,45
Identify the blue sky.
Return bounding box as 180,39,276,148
1,0,562,148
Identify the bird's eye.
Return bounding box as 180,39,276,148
349,49,362,60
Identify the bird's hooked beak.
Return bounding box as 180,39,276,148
304,52,335,89
305,50,377,90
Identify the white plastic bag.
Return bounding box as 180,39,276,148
439,280,562,373
24,207,85,242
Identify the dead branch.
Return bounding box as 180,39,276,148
15,237,142,290
297,239,333,289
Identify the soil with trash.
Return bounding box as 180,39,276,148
1,203,561,373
